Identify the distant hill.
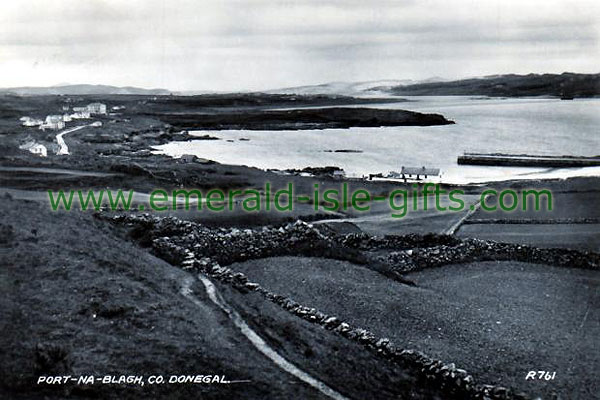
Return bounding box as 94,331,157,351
378,73,600,97
0,84,172,96
267,80,419,97
5,73,598,97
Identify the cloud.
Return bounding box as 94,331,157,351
0,0,598,90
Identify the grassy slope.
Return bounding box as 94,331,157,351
229,256,600,399
0,198,324,399
1,197,451,399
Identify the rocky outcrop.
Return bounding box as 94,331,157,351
149,107,454,131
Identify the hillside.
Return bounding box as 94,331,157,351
0,84,171,96
378,73,600,97
268,78,448,97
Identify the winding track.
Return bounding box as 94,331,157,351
180,275,349,400
55,124,95,155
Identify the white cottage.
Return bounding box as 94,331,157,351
19,116,43,127
19,141,47,157
39,115,65,131
87,102,107,115
72,107,91,119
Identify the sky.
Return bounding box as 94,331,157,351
1,0,599,91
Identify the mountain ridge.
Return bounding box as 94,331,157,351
0,84,172,96
2,72,599,97
377,72,600,97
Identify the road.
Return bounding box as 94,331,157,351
313,194,480,236
55,123,96,155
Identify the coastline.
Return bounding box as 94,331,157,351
1,93,599,400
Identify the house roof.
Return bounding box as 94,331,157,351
46,115,64,122
400,166,440,176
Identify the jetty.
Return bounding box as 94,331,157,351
457,153,600,168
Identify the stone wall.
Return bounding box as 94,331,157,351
102,212,599,399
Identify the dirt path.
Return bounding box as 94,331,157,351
231,257,600,399
0,166,114,176
313,194,480,236
180,275,350,400
444,197,484,235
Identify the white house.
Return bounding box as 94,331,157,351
71,107,91,119
19,116,43,127
332,170,345,179
19,141,47,157
39,115,65,131
87,102,107,115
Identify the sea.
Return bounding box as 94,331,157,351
154,96,600,184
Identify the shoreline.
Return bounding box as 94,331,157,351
1,92,599,400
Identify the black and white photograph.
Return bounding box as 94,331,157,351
1,1,599,399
